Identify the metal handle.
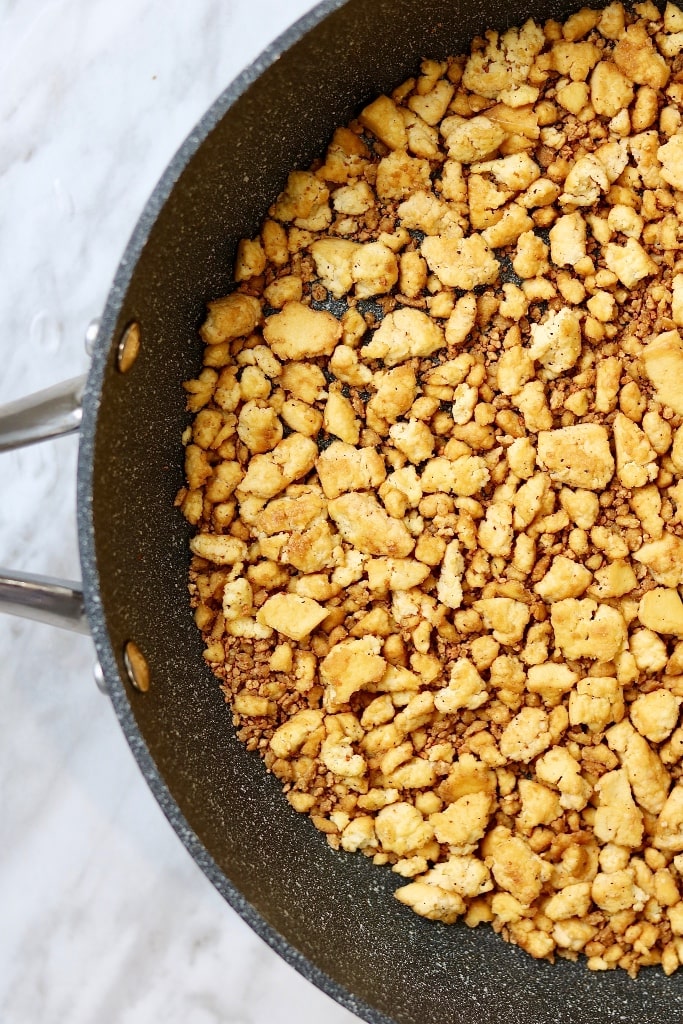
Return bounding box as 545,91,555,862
0,569,88,634
0,344,93,633
0,374,87,452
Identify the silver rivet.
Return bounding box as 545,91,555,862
117,322,141,374
93,660,108,695
123,640,150,693
84,317,101,356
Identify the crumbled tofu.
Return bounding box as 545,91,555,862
641,331,683,416
323,391,360,445
369,364,418,424
590,61,635,117
271,170,331,230
436,540,465,610
257,593,329,641
237,401,283,454
375,801,434,855
551,598,627,660
445,294,478,348
316,441,385,499
394,881,465,923
473,598,531,646
672,275,683,328
594,770,644,848
478,501,513,557
518,779,562,829
376,150,431,201
352,242,399,299
602,238,658,290
189,533,248,565
238,433,318,499
592,870,644,914
435,658,489,712
569,676,625,733
431,792,493,849
513,381,553,433
535,746,592,810
359,94,408,150
631,690,681,744
442,115,506,163
421,455,490,497
613,412,658,489
606,719,671,814
496,345,535,396
263,301,341,359
639,588,683,636
328,492,415,557
560,155,609,207
654,786,683,853
362,308,445,365
462,20,545,98
200,293,262,345
534,555,592,602
389,419,435,463
321,636,387,709
633,533,683,587
527,307,581,376
483,825,549,905
588,560,638,600
537,424,614,490
559,488,599,530
186,7,683,973
421,234,499,290
526,663,579,706
310,238,359,297
613,21,670,89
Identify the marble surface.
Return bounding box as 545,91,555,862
0,2,359,1021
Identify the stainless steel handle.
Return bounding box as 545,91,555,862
0,569,88,634
0,323,96,634
0,374,87,452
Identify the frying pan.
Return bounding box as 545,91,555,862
2,0,682,1020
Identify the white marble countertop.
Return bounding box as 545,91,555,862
0,2,358,1021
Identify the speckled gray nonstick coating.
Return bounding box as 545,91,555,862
76,0,682,1021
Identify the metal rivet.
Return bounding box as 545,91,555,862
117,322,141,374
93,660,108,695
123,640,150,693
84,317,101,356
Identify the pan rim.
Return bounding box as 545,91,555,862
75,1,391,1022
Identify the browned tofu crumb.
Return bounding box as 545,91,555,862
178,3,683,978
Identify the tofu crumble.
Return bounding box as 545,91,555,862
177,1,683,976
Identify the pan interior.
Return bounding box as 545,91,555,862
79,0,683,1021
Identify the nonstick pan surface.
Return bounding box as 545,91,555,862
58,0,683,1020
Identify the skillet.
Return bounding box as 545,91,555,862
2,0,683,1020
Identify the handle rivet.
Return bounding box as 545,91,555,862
84,318,101,356
117,322,141,374
123,640,150,693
